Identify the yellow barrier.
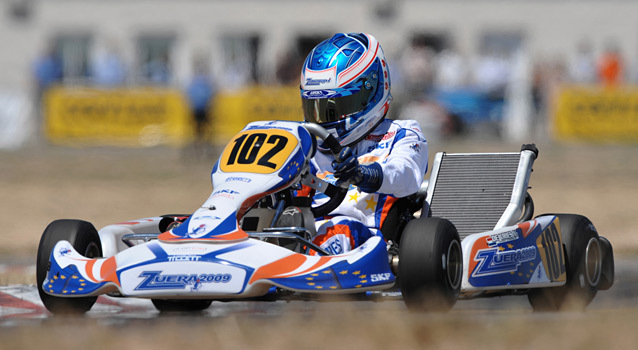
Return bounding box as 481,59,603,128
45,87,191,147
554,85,638,142
211,86,302,144
44,85,302,147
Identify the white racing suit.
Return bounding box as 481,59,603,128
309,118,428,255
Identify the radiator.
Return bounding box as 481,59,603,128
425,152,531,239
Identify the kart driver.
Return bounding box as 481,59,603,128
300,33,429,254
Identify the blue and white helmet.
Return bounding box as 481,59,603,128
300,33,392,148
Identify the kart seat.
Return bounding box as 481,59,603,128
420,144,538,239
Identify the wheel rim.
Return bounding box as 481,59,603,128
584,237,602,287
445,240,462,290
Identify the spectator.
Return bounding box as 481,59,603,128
275,49,301,85
472,49,512,98
33,44,63,100
142,52,171,85
32,44,63,133
186,55,215,151
398,38,435,101
434,47,469,91
598,41,624,87
568,40,597,84
91,41,126,86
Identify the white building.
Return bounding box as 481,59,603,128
3,0,637,89
1,0,637,147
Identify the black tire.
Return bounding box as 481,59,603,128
151,299,213,313
527,214,602,311
36,219,103,314
399,217,462,312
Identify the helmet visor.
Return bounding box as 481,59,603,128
302,85,372,124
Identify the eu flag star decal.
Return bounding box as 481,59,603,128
365,197,377,211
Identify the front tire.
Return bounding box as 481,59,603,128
527,214,602,311
36,219,103,314
399,217,462,312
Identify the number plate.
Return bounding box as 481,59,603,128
536,221,567,282
219,129,299,174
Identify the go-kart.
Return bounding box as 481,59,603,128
37,120,615,314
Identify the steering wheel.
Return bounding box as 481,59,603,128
301,123,349,218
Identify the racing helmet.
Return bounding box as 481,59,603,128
300,33,392,148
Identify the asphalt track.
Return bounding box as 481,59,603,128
1,257,636,325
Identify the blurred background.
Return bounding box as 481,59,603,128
2,1,638,339
2,0,638,150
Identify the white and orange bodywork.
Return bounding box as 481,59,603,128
45,234,393,298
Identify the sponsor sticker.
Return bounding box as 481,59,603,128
59,247,71,256
365,134,384,142
167,255,202,262
192,215,222,220
169,246,208,253
225,176,252,183
192,224,207,235
472,246,537,277
486,230,519,247
302,90,339,99
211,189,240,199
135,271,232,291
305,78,332,86
370,273,392,283
366,131,396,143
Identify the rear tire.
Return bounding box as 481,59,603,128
36,219,103,314
399,217,462,312
151,299,213,313
527,214,602,311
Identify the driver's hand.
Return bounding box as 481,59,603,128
332,147,359,187
332,146,384,193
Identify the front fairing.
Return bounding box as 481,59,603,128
43,235,394,298
160,121,316,243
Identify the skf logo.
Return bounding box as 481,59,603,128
212,189,240,195
211,189,240,199
370,273,392,282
